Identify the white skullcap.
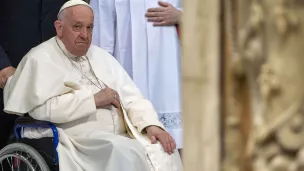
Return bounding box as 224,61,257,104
57,0,92,18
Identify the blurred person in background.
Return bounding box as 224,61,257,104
90,0,184,155
0,0,67,151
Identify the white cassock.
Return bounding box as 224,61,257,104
90,0,183,149
3,37,182,171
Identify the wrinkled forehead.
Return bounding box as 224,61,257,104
65,5,94,23
69,5,93,16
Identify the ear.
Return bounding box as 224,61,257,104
54,20,63,38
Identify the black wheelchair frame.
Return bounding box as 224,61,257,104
0,117,60,171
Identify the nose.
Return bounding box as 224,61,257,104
80,28,88,39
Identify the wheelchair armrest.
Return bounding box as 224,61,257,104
15,116,50,126
14,117,57,139
13,116,60,165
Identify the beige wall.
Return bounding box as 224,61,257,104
182,0,221,170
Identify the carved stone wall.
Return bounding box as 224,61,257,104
182,0,304,170
253,1,304,170
223,0,304,171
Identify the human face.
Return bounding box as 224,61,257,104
55,5,94,57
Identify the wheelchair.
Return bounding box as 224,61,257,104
0,117,59,171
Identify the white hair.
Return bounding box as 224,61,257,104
57,8,68,22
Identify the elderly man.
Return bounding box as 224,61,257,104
3,0,182,171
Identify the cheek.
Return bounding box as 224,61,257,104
72,32,82,41
65,33,77,43
88,34,92,41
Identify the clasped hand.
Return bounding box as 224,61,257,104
94,87,120,108
94,88,176,155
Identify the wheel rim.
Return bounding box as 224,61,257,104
0,152,42,171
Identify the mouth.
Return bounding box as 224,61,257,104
75,42,89,48
76,42,88,44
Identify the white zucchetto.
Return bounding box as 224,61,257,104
57,0,92,18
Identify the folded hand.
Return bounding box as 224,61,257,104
146,126,176,154
94,87,120,108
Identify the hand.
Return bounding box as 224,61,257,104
94,87,120,108
0,66,15,89
146,126,176,154
145,1,182,26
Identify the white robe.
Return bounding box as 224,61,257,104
3,37,182,171
91,0,183,148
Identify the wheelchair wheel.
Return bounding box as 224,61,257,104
0,143,50,171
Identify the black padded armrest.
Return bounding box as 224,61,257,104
15,117,50,126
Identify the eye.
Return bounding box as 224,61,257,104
73,25,82,31
87,26,93,32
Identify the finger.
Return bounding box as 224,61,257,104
110,91,117,98
171,141,176,153
115,92,120,100
167,141,172,154
164,141,170,153
109,88,119,96
159,138,169,153
112,99,120,108
169,136,176,150
149,135,157,144
147,7,164,13
112,92,120,102
153,21,169,26
158,1,171,7
147,17,164,23
171,140,176,151
167,136,174,154
145,12,164,17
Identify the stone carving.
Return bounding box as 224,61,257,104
250,1,304,171
225,0,304,171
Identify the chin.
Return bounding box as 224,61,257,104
75,51,87,56
74,48,89,56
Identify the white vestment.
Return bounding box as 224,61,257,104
90,0,183,148
3,37,182,171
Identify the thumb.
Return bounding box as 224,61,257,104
148,135,157,144
158,1,170,7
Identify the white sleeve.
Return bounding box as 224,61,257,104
108,56,165,132
29,89,96,124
